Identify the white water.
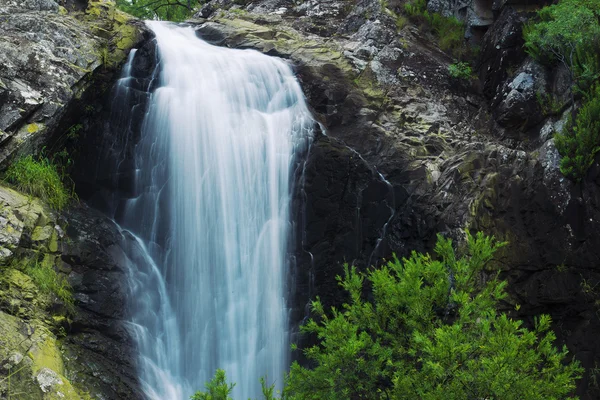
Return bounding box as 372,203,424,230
118,21,314,399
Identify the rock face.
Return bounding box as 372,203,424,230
0,186,143,399
189,1,600,398
0,0,146,167
0,0,146,398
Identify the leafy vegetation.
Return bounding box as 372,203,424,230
536,92,564,116
194,233,582,399
523,0,600,85
191,370,235,400
554,85,600,180
524,0,600,181
115,0,198,21
192,371,280,400
4,155,73,210
448,62,472,80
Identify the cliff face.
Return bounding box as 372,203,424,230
0,194,144,399
0,0,147,398
189,1,600,397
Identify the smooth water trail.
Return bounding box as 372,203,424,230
117,21,313,399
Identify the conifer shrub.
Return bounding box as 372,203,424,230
195,233,583,399
554,85,600,181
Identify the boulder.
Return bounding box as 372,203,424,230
492,59,547,130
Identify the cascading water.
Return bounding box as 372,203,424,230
111,21,314,399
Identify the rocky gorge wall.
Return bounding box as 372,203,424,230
0,0,149,398
2,0,600,398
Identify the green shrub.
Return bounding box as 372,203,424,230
525,0,600,180
429,13,464,52
404,0,465,56
555,86,600,181
285,232,581,399
4,155,71,210
448,62,472,80
24,260,74,311
195,233,583,399
536,92,563,116
403,0,427,17
523,0,600,68
191,369,235,400
192,371,280,400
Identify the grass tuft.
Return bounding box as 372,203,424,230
4,155,72,210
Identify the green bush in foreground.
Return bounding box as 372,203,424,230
4,155,71,210
195,233,582,400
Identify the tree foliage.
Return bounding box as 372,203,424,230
523,0,600,71
195,233,583,399
191,369,235,400
524,0,600,181
115,0,197,21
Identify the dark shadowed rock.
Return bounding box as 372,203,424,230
478,7,527,99
492,59,547,130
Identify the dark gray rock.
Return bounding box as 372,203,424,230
492,59,547,130
61,205,144,399
478,7,527,99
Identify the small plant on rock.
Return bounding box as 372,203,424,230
448,62,472,80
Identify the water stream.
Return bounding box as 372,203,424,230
112,21,314,398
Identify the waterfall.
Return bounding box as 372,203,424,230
113,21,314,399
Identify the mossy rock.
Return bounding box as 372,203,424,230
0,311,86,399
85,0,144,67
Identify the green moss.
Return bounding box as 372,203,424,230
24,259,74,312
28,334,83,399
85,0,140,66
30,335,64,374
26,123,40,134
48,229,59,253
